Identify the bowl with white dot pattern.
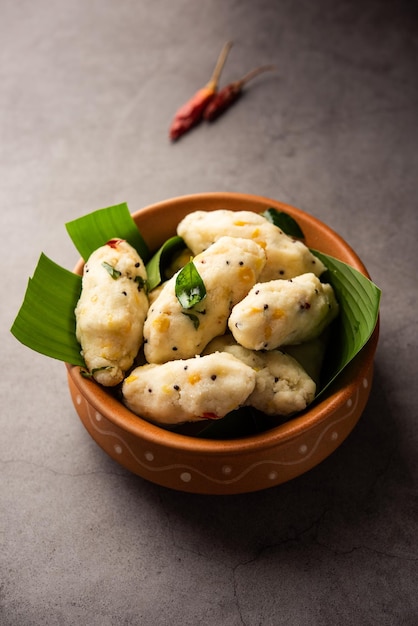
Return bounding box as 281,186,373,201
66,193,379,494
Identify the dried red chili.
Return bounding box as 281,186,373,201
169,41,233,141
203,64,276,122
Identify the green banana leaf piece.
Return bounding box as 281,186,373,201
10,253,84,367
65,202,149,262
311,250,381,394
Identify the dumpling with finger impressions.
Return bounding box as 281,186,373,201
75,238,148,386
228,272,339,351
204,335,316,416
177,209,326,282
143,236,266,363
122,352,257,425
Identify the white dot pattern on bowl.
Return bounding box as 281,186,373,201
77,380,367,490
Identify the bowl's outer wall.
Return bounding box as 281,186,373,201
68,359,374,494
67,193,378,494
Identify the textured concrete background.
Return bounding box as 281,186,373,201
1,1,417,624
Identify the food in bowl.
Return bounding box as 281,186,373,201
123,351,257,425
72,207,340,428
74,238,148,387
227,272,339,350
142,234,267,364
11,193,380,493
177,208,327,281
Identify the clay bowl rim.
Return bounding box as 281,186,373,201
67,192,379,457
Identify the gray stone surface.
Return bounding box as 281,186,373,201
1,1,417,624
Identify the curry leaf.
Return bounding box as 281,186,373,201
102,262,121,280
146,235,186,291
262,207,305,239
182,311,201,330
134,275,148,293
175,261,206,309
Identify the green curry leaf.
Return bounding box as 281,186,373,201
146,235,186,291
175,260,206,309
102,262,121,280
262,207,305,239
182,311,201,330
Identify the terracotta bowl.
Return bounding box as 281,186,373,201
66,192,379,494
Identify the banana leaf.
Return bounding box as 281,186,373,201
311,250,380,396
65,202,149,262
10,253,84,366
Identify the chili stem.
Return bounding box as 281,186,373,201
234,64,276,88
202,64,276,122
206,41,234,90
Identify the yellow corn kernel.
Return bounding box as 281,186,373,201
250,306,263,314
124,374,137,384
161,385,173,395
153,316,170,332
251,228,260,238
233,220,248,227
264,325,272,340
188,373,201,385
238,267,255,283
272,309,285,320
